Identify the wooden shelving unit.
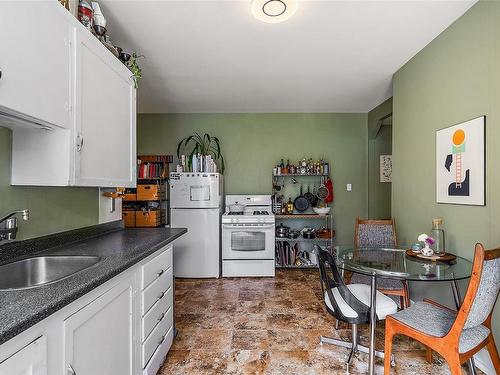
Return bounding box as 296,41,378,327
122,155,172,228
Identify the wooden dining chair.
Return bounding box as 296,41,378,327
351,217,410,308
384,243,500,375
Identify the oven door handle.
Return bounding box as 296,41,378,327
222,224,275,229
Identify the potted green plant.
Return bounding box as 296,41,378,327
128,52,144,88
176,133,225,174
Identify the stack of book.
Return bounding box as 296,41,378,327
137,162,164,179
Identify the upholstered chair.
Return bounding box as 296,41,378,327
352,217,410,308
384,244,500,375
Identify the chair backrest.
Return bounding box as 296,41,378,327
453,244,500,333
315,245,369,323
354,217,397,248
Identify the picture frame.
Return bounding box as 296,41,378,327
380,155,392,183
436,116,486,206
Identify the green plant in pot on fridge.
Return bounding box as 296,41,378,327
176,133,225,174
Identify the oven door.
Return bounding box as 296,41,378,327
222,224,275,260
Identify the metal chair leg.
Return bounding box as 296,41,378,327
320,322,396,368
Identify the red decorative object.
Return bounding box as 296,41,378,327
78,0,93,30
325,177,334,203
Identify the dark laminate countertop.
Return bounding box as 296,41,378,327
0,223,187,345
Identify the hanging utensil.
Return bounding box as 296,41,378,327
325,177,334,203
293,185,310,212
304,184,318,207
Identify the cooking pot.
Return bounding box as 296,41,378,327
302,227,316,239
316,227,333,239
229,203,245,213
288,230,300,239
276,223,290,238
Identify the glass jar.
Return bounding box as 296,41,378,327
431,218,445,254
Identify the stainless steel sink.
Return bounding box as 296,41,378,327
0,255,101,290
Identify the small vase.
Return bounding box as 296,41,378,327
421,245,434,257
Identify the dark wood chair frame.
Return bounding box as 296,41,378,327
384,244,500,375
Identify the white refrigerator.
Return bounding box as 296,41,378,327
170,172,222,278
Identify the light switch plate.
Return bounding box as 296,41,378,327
346,183,352,192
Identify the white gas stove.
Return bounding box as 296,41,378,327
222,195,275,277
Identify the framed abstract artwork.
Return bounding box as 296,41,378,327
380,155,392,182
436,116,485,205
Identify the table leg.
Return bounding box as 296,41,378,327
451,279,477,375
369,273,377,375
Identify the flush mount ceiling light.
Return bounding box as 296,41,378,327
251,0,298,23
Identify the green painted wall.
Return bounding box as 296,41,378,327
368,98,393,219
0,127,98,240
392,0,500,360
138,113,368,244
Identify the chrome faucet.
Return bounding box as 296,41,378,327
0,209,29,241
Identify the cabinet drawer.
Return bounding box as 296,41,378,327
142,326,173,375
142,306,173,368
141,246,172,290
142,286,172,342
141,267,172,316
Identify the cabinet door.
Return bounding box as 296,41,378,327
64,280,134,375
0,336,47,375
73,28,136,187
0,2,71,129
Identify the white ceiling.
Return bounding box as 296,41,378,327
101,0,476,113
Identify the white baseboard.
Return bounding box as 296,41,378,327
474,349,495,375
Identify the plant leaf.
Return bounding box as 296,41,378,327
176,136,188,157
212,137,221,158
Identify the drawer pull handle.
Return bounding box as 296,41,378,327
158,312,165,321
157,269,164,277
157,291,165,300
158,335,165,345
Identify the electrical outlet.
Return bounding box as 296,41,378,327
346,183,352,192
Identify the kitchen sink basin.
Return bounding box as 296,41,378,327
0,255,101,290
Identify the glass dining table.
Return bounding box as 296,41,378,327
336,247,473,375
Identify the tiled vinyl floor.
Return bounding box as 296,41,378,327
159,269,480,374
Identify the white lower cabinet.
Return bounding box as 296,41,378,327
0,336,47,375
0,244,175,375
140,246,174,375
64,279,134,375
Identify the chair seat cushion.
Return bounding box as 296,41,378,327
324,284,398,320
351,273,404,291
389,301,491,353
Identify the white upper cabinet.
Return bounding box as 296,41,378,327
0,2,71,130
3,2,136,187
73,28,136,187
